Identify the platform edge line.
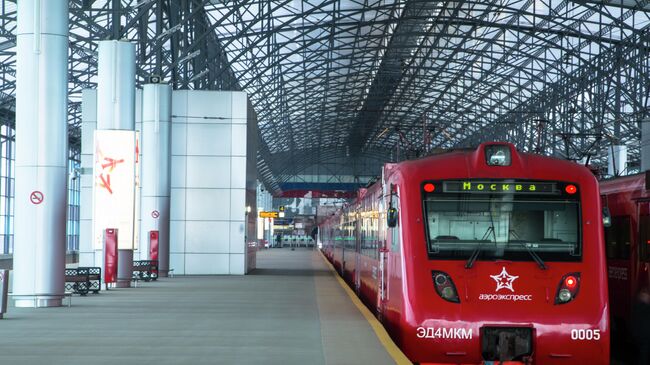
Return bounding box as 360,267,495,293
318,250,412,365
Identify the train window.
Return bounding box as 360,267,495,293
639,216,650,262
390,199,401,253
422,186,581,262
378,198,386,257
391,220,400,253
604,216,631,260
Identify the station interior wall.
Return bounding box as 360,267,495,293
79,89,257,275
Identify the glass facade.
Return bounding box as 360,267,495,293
0,124,80,254
0,124,14,254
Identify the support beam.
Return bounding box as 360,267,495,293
345,1,438,156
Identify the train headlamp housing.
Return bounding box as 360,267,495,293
485,145,512,166
555,272,581,305
432,271,460,303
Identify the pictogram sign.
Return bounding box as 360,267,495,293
30,191,44,205
98,157,125,194
151,210,160,219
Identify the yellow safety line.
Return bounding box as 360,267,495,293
318,250,412,365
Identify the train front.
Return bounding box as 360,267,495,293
399,143,609,365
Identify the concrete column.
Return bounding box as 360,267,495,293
95,40,136,286
642,119,650,172
608,145,628,176
169,91,257,275
13,0,68,307
97,41,136,130
139,84,172,275
135,89,142,259
79,89,98,267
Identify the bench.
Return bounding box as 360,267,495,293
78,267,101,293
65,267,101,295
132,260,158,282
64,269,90,295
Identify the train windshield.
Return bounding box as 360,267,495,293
423,180,581,262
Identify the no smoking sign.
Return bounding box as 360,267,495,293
151,210,160,219
30,191,44,205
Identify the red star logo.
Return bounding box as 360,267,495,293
490,267,519,292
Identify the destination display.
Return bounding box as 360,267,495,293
441,181,559,194
259,211,279,218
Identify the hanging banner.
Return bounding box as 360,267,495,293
92,130,139,249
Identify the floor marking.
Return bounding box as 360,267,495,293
318,251,412,365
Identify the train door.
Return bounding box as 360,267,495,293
636,202,650,296
605,214,633,325
380,185,399,320
355,209,362,292
378,196,388,317
341,213,347,275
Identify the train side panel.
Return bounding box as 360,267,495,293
601,173,650,337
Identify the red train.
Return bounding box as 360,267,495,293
600,173,650,337
320,142,609,364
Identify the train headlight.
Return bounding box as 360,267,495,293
441,287,456,300
558,289,572,303
555,272,581,305
432,271,460,303
485,145,511,166
434,273,447,286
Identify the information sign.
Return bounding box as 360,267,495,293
259,211,279,218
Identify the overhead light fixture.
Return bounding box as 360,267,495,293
189,69,209,82
376,127,389,139
156,24,182,40
178,50,201,65
133,0,155,9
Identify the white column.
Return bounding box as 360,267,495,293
95,40,136,286
13,0,68,307
608,145,628,176
79,89,97,267
134,88,142,260
140,84,172,275
642,119,650,172
97,41,135,130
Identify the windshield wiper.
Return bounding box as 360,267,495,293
465,242,483,269
511,241,547,270
466,226,495,269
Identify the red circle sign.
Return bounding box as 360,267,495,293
30,191,44,205
151,210,160,219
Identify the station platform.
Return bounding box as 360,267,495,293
0,248,402,365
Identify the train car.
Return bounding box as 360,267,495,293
600,173,650,337
320,142,609,364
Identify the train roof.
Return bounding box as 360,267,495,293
600,172,649,198
382,142,595,184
